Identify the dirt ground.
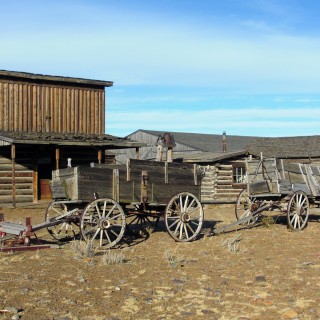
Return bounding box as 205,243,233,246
0,203,319,320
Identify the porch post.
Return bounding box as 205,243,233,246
55,147,60,171
98,149,102,164
33,148,38,203
11,144,16,208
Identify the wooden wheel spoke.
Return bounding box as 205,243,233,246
92,227,101,240
183,223,189,239
179,222,184,239
174,221,182,235
186,222,196,235
81,198,125,249
95,204,102,219
186,198,196,212
165,192,203,242
287,191,309,231
186,206,200,217
127,215,139,226
105,204,117,218
168,218,180,229
104,229,111,244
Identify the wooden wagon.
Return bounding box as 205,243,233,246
46,159,204,249
234,157,320,230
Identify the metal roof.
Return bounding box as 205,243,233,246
0,131,144,148
133,129,257,153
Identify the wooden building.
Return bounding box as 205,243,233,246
115,131,320,204
0,70,142,206
181,150,249,203
112,129,256,203
113,129,257,164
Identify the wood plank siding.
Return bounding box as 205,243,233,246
0,80,105,134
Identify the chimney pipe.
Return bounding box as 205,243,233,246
222,131,227,153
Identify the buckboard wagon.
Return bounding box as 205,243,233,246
226,157,320,232
40,159,204,250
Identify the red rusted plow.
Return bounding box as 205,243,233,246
0,214,59,252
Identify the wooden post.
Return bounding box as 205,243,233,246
11,144,16,208
194,164,198,186
55,147,60,172
156,145,163,162
113,169,119,202
126,159,131,181
98,150,102,164
141,171,148,209
33,148,38,203
165,162,169,184
167,147,173,162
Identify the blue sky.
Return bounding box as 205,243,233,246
1,0,320,137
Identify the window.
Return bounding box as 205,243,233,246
233,165,246,184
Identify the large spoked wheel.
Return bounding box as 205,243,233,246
287,191,309,231
235,188,258,226
165,192,204,242
80,198,126,250
126,213,160,238
45,201,82,241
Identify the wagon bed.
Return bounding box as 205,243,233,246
50,159,202,205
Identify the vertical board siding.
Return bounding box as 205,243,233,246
0,80,105,134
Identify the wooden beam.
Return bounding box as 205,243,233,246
98,150,102,164
11,144,16,207
113,169,119,202
55,147,60,172
33,148,38,203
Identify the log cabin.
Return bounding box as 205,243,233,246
0,70,142,206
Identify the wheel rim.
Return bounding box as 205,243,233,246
235,188,258,226
165,192,203,242
80,198,126,249
126,213,160,238
45,201,81,241
287,191,309,231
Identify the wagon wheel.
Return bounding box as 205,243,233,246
126,213,160,238
287,191,309,231
165,192,204,242
45,201,81,241
235,188,258,226
80,198,126,250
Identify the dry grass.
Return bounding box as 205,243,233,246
70,240,97,259
101,250,126,265
164,249,185,267
219,234,242,253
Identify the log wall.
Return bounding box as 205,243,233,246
0,80,105,134
201,161,245,203
0,146,34,204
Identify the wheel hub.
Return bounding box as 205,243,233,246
99,218,111,229
181,212,190,223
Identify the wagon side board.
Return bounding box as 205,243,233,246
50,159,202,204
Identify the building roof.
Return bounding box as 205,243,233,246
131,129,257,153
248,136,320,158
0,70,113,88
177,150,248,163
0,131,144,148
